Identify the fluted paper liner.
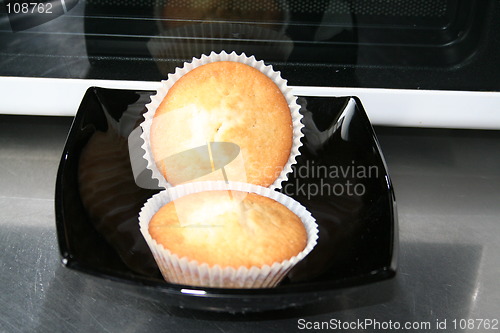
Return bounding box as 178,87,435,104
140,51,303,190
148,23,294,74
139,181,318,288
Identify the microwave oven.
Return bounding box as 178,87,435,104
1,0,500,128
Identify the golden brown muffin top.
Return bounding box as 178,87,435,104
150,61,292,187
149,190,307,268
160,0,286,31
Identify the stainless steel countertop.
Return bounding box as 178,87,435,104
1,115,499,332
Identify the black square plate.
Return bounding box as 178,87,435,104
55,87,397,313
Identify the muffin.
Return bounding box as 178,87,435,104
149,190,307,268
150,60,293,187
139,182,318,288
149,1,292,73
159,0,286,31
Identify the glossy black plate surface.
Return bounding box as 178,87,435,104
55,88,397,313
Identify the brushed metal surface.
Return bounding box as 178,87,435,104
1,115,499,332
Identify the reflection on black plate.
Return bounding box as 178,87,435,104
55,88,397,313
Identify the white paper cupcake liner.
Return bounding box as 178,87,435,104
139,181,318,288
140,51,303,190
151,0,291,43
147,23,294,75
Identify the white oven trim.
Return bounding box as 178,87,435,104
1,76,499,129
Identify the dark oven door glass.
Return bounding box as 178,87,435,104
1,0,499,90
